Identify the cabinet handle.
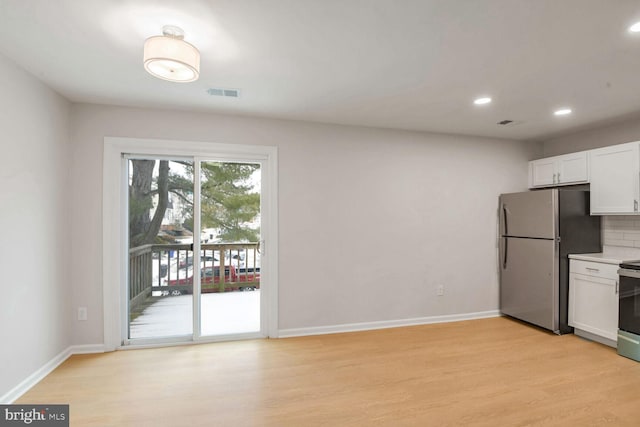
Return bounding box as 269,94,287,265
585,267,600,272
635,200,638,212
616,281,619,294
557,172,561,183
553,173,557,184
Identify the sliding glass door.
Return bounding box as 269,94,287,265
198,161,261,337
125,156,261,344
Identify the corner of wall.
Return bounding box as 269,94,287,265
0,51,74,400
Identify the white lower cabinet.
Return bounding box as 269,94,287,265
569,259,618,343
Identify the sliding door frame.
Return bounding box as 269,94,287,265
103,137,278,351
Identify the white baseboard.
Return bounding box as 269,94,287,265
278,310,501,338
0,344,105,404
1,312,500,403
70,344,106,354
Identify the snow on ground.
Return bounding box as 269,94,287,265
130,291,260,339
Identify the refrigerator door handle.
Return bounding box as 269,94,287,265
503,237,508,269
502,204,508,236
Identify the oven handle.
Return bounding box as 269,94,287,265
617,268,640,279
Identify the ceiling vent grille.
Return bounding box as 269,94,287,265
207,87,241,98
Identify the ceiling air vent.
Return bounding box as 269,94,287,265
497,120,514,126
207,87,241,98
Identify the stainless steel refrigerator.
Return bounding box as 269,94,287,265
499,188,601,334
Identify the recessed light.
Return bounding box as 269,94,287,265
629,22,640,32
554,108,572,116
474,97,492,105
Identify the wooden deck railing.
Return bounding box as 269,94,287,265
128,242,260,310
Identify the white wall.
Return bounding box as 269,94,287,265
70,104,539,344
543,114,640,157
0,53,71,398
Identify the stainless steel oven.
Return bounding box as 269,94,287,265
617,262,640,362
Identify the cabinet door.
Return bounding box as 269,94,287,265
590,142,640,214
569,272,618,341
530,158,557,188
557,152,588,184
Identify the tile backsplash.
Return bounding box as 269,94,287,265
603,216,640,247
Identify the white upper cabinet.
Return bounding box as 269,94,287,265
590,142,640,215
558,152,590,184
530,158,556,187
529,151,589,188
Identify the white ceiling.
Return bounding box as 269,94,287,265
1,0,640,141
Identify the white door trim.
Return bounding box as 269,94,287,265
103,137,279,351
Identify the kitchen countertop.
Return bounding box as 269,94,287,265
568,253,628,265
569,246,640,265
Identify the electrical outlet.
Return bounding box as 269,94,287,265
436,285,444,296
78,307,87,321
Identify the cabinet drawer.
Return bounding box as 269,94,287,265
570,259,619,280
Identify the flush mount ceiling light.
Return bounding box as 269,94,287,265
144,25,200,82
629,22,640,32
554,108,572,116
473,97,492,105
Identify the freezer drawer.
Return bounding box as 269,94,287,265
500,236,559,332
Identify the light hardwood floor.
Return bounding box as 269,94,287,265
17,317,640,426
